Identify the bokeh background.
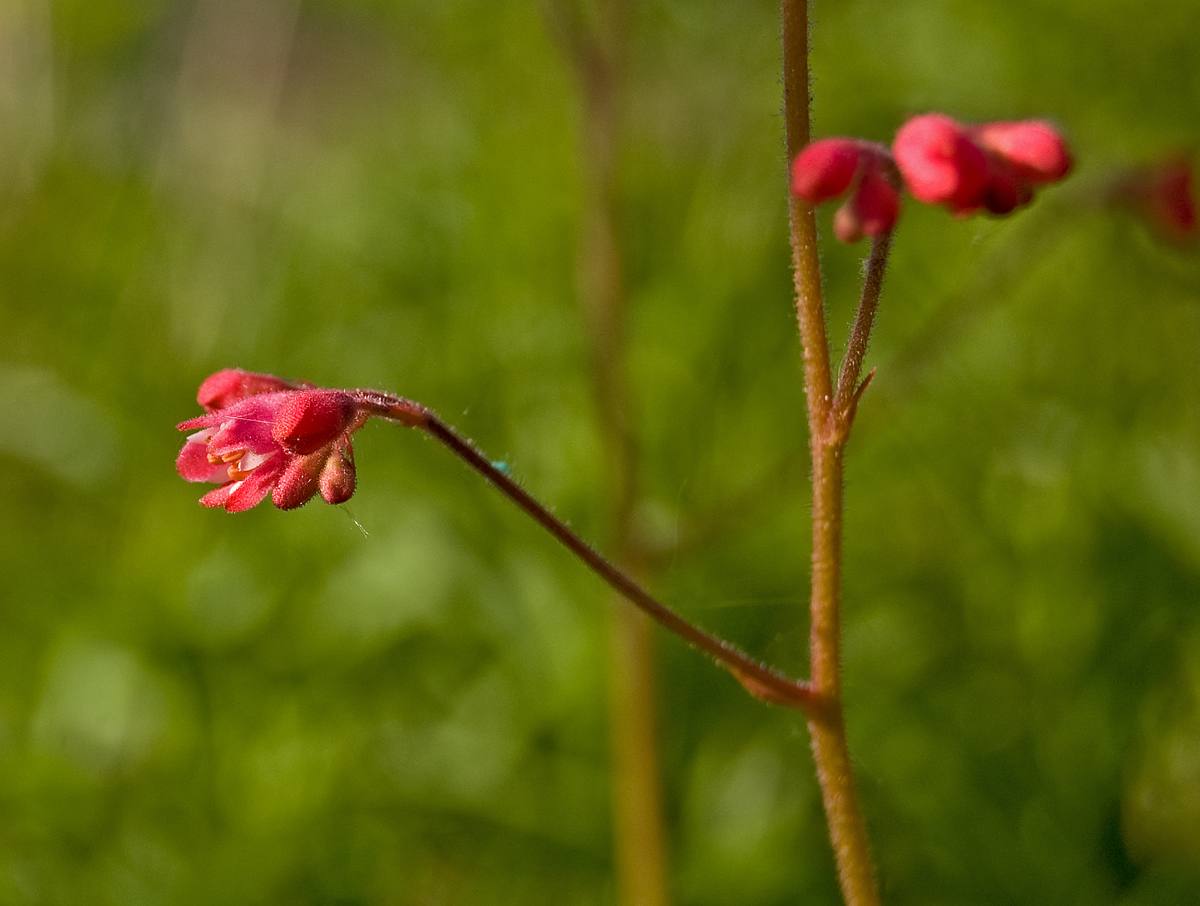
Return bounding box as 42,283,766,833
3,0,1200,903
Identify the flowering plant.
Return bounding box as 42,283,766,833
172,4,1196,905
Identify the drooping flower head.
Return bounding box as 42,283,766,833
176,370,368,512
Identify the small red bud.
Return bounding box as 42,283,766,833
272,453,325,510
793,139,901,242
319,446,357,506
893,114,989,211
1114,157,1197,245
847,154,901,239
791,138,863,204
978,164,1031,215
894,114,1071,218
971,120,1072,183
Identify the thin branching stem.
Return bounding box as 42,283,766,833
357,392,821,715
833,234,893,429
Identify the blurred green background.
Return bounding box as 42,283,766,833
3,0,1200,903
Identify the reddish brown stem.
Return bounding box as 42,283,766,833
782,0,883,903
832,234,892,432
358,392,820,715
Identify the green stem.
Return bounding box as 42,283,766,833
560,0,670,899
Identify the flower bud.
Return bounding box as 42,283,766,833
319,446,357,506
1113,157,1197,245
894,113,1071,218
792,138,901,242
272,390,361,455
893,114,990,211
791,138,862,203
272,452,325,510
970,120,1072,183
977,164,1031,215
834,153,901,242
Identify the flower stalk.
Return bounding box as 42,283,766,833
783,0,883,902
176,374,820,710
403,403,822,713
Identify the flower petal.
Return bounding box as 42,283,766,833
198,482,239,509
222,455,286,512
198,370,307,411
177,435,227,483
203,394,292,457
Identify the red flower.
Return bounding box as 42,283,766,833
832,154,902,243
176,371,367,512
893,114,1072,216
791,138,901,242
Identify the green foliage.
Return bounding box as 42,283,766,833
2,0,1199,903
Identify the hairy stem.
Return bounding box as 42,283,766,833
422,414,819,711
782,0,882,903
833,234,892,427
359,392,821,714
782,0,832,429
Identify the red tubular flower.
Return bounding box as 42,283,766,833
176,372,368,512
791,138,901,242
893,113,1072,217
272,390,361,455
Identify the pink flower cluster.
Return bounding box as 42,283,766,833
792,113,1073,241
176,370,367,512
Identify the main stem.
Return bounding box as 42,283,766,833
782,1,881,904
